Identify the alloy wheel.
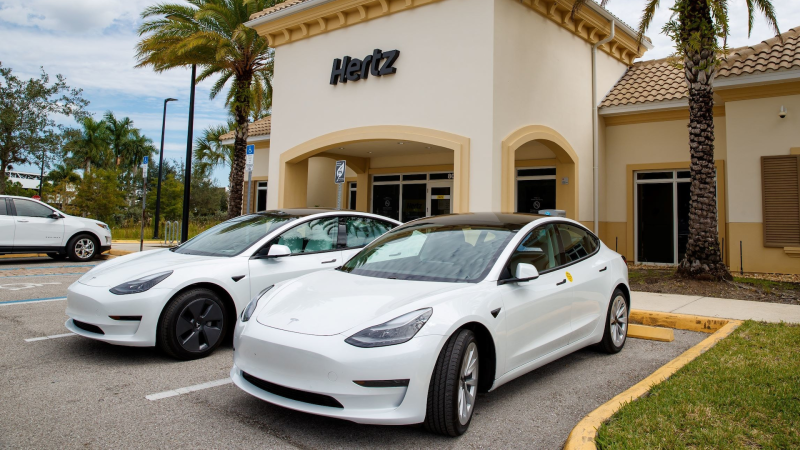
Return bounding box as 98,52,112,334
75,238,95,259
176,298,224,352
458,342,479,425
610,295,628,347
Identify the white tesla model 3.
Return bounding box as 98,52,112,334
231,213,629,436
65,209,400,359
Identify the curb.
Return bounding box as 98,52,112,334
108,249,134,256
562,310,743,450
111,240,165,244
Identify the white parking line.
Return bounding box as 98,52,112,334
146,378,232,401
24,332,76,342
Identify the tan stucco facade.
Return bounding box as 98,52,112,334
240,0,800,274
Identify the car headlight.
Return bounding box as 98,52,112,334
109,271,173,295
345,308,433,348
241,285,274,322
96,222,110,231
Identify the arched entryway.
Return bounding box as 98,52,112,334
501,125,579,219
278,126,470,217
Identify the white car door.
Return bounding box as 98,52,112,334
556,223,611,343
248,216,342,295
500,223,574,371
0,199,15,249
11,198,65,248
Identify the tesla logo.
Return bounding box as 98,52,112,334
287,318,299,325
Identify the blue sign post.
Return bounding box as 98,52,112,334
246,145,255,214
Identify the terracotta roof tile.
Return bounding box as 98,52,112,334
250,0,310,21
220,116,271,141
718,27,800,77
601,26,800,108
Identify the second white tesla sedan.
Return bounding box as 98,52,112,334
65,209,400,359
232,213,629,436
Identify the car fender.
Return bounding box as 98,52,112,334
152,259,252,315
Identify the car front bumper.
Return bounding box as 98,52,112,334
231,322,444,425
65,281,169,347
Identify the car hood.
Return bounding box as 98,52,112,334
77,249,221,287
255,270,468,336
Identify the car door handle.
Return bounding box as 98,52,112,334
321,259,337,264
599,266,608,272
556,279,567,286
17,220,29,223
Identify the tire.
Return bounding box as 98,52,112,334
598,288,629,354
158,288,228,360
47,253,67,260
66,234,98,262
423,329,479,436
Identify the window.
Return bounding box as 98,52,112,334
13,199,53,218
516,167,556,213
174,213,300,257
557,224,598,263
0,199,7,215
256,182,268,212
348,182,357,210
506,224,563,275
343,217,393,248
635,169,693,264
275,217,339,254
762,155,800,247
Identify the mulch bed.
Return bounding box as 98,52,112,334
629,266,800,306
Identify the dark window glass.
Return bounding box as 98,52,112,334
637,172,673,180
517,179,556,213
13,199,53,218
429,173,454,180
517,168,556,177
276,217,339,254
341,224,517,283
372,184,400,221
677,182,690,262
348,189,357,210
344,217,393,248
374,175,401,182
677,171,690,179
174,213,299,257
431,187,450,196
637,183,674,263
402,174,427,181
401,184,426,222
507,224,563,274
0,199,7,215
256,184,268,212
350,183,357,189
557,224,598,263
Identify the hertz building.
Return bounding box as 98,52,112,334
224,0,800,275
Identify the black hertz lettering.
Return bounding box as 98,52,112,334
330,49,400,85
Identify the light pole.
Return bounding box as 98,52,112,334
153,97,178,239
181,64,197,243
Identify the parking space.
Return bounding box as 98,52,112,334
0,258,707,449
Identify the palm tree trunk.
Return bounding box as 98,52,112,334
676,44,731,281
227,76,252,219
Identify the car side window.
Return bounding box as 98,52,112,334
507,224,563,275
343,217,393,248
557,223,599,263
13,199,53,218
0,199,7,215
275,217,339,254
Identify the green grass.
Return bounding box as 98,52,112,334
733,277,800,295
596,321,800,449
111,222,219,241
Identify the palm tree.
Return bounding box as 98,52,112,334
104,111,134,168
136,0,283,219
65,117,111,173
572,0,779,280
194,121,235,177
46,163,81,210
123,129,157,170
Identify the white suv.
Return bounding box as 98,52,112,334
0,195,112,261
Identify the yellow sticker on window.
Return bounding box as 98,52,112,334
566,272,573,282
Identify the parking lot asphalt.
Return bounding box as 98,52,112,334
0,257,707,449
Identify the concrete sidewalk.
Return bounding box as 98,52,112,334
111,242,170,253
632,291,800,324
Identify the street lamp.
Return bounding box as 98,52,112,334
153,97,178,239
181,64,197,243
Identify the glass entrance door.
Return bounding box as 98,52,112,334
402,184,427,222
635,170,693,264
516,168,557,213
372,183,400,221
428,182,453,217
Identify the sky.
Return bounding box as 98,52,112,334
2,0,798,186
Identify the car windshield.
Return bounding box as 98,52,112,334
172,213,301,257
340,223,518,283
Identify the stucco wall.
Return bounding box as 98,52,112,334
251,141,271,179
493,0,628,221
267,0,495,211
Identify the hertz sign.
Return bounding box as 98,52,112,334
330,49,400,85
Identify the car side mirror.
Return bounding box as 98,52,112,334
48,213,61,219
498,263,540,285
266,244,292,258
